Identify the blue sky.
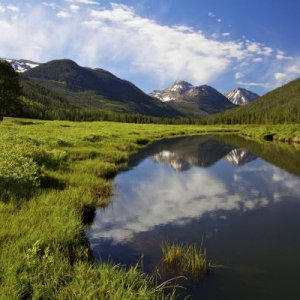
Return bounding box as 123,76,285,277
0,0,299,94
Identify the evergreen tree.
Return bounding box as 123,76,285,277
0,60,22,121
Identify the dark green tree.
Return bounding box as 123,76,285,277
0,60,22,121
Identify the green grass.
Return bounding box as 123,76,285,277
0,117,299,298
161,241,210,280
0,118,236,299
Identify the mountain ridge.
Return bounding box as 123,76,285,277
2,58,268,120
17,59,183,117
150,80,236,116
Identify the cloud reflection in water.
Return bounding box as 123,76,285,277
88,143,300,245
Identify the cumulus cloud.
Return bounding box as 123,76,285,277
0,2,298,90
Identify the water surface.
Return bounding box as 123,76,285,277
86,135,300,299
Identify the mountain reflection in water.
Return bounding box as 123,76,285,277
87,135,300,299
153,146,257,171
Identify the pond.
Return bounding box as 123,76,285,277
86,135,300,299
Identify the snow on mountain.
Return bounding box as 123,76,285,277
150,80,220,102
224,88,259,106
150,80,194,102
224,148,257,166
3,58,40,72
170,80,193,93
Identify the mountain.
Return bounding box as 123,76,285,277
18,59,182,117
224,88,259,105
150,80,236,117
224,148,257,165
4,58,40,73
203,78,300,124
152,137,234,171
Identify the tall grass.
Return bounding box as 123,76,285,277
161,241,210,279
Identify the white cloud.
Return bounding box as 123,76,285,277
276,50,292,60
66,0,98,4
271,58,300,86
0,5,6,13
208,11,222,23
70,4,80,11
246,42,273,56
274,72,286,81
237,81,272,88
42,2,57,9
56,11,71,18
0,2,298,90
7,5,19,12
262,47,273,56
235,72,244,79
0,4,20,13
247,42,262,53
222,32,231,37
287,65,300,74
79,4,249,84
253,57,263,62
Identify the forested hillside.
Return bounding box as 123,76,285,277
20,59,182,118
203,78,300,124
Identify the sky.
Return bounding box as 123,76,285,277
0,0,299,95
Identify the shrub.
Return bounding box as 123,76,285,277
0,146,41,200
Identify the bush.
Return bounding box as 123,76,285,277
0,146,41,200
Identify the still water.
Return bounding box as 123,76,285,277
86,135,300,299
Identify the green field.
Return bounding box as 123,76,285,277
0,118,299,299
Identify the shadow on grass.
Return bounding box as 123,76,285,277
40,176,66,190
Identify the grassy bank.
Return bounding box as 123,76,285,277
0,118,235,299
0,118,299,298
239,124,300,143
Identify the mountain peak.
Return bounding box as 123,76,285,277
170,80,193,92
224,88,259,105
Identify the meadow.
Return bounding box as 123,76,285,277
0,117,299,299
